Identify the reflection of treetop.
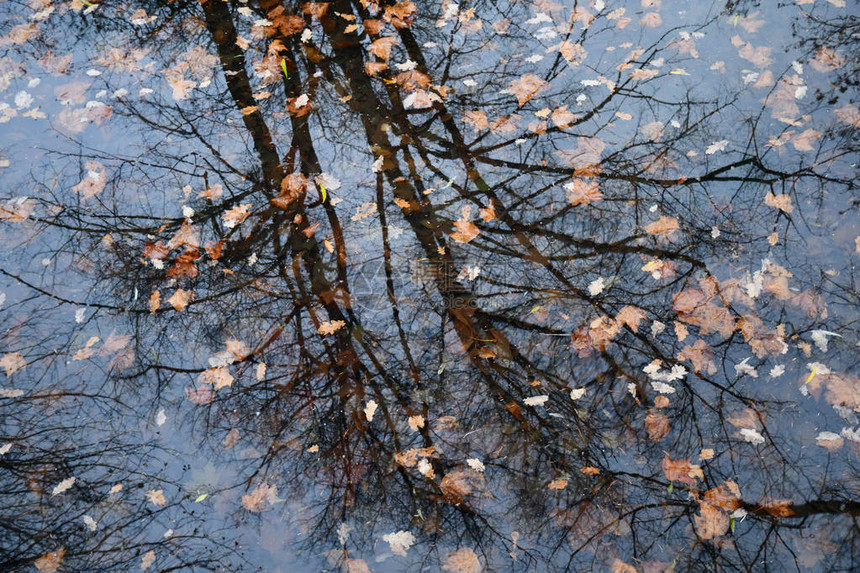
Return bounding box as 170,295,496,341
0,0,858,572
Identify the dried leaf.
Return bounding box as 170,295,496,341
764,192,793,213
694,501,730,540
318,320,346,335
507,74,547,107
758,497,794,517
166,289,192,311
662,453,703,485
0,352,26,376
383,530,416,556
548,478,568,490
644,412,670,442
198,367,234,390
141,550,156,571
442,547,482,573
242,483,279,512
145,489,166,507
34,548,65,573
51,476,76,496
565,178,602,206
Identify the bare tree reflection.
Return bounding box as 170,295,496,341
1,0,858,571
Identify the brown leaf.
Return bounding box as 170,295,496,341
383,1,417,29
198,367,234,390
442,547,482,573
0,197,36,222
645,412,670,442
507,74,547,107
222,203,252,228
704,481,742,511
758,497,794,517
694,501,730,540
344,559,371,573
809,46,845,72
547,478,568,490
726,408,758,430
678,339,717,375
149,290,161,313
616,305,646,332
611,558,637,573
440,470,474,503
34,547,65,573
643,215,680,237
318,320,346,335
141,550,156,571
185,386,215,405
368,36,399,61
565,178,602,206
167,289,192,311
662,453,703,485
791,129,822,152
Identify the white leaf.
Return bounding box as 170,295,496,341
524,395,549,407
52,476,76,496
734,357,759,378
466,458,485,472
740,428,765,445
588,277,605,296
383,530,416,557
569,387,586,400
810,330,841,353
364,400,378,422
155,409,167,426
705,140,729,155
651,381,676,394
83,515,97,531
337,522,350,546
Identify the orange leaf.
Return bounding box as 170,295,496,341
34,547,65,573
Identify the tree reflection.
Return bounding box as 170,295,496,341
1,0,858,571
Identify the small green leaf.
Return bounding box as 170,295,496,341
667,483,674,494
281,59,289,79
730,517,736,533
195,493,208,502
320,184,327,203
733,14,739,27
530,305,541,313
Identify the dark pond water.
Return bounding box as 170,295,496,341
1,0,859,571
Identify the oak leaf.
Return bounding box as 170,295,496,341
318,320,346,335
